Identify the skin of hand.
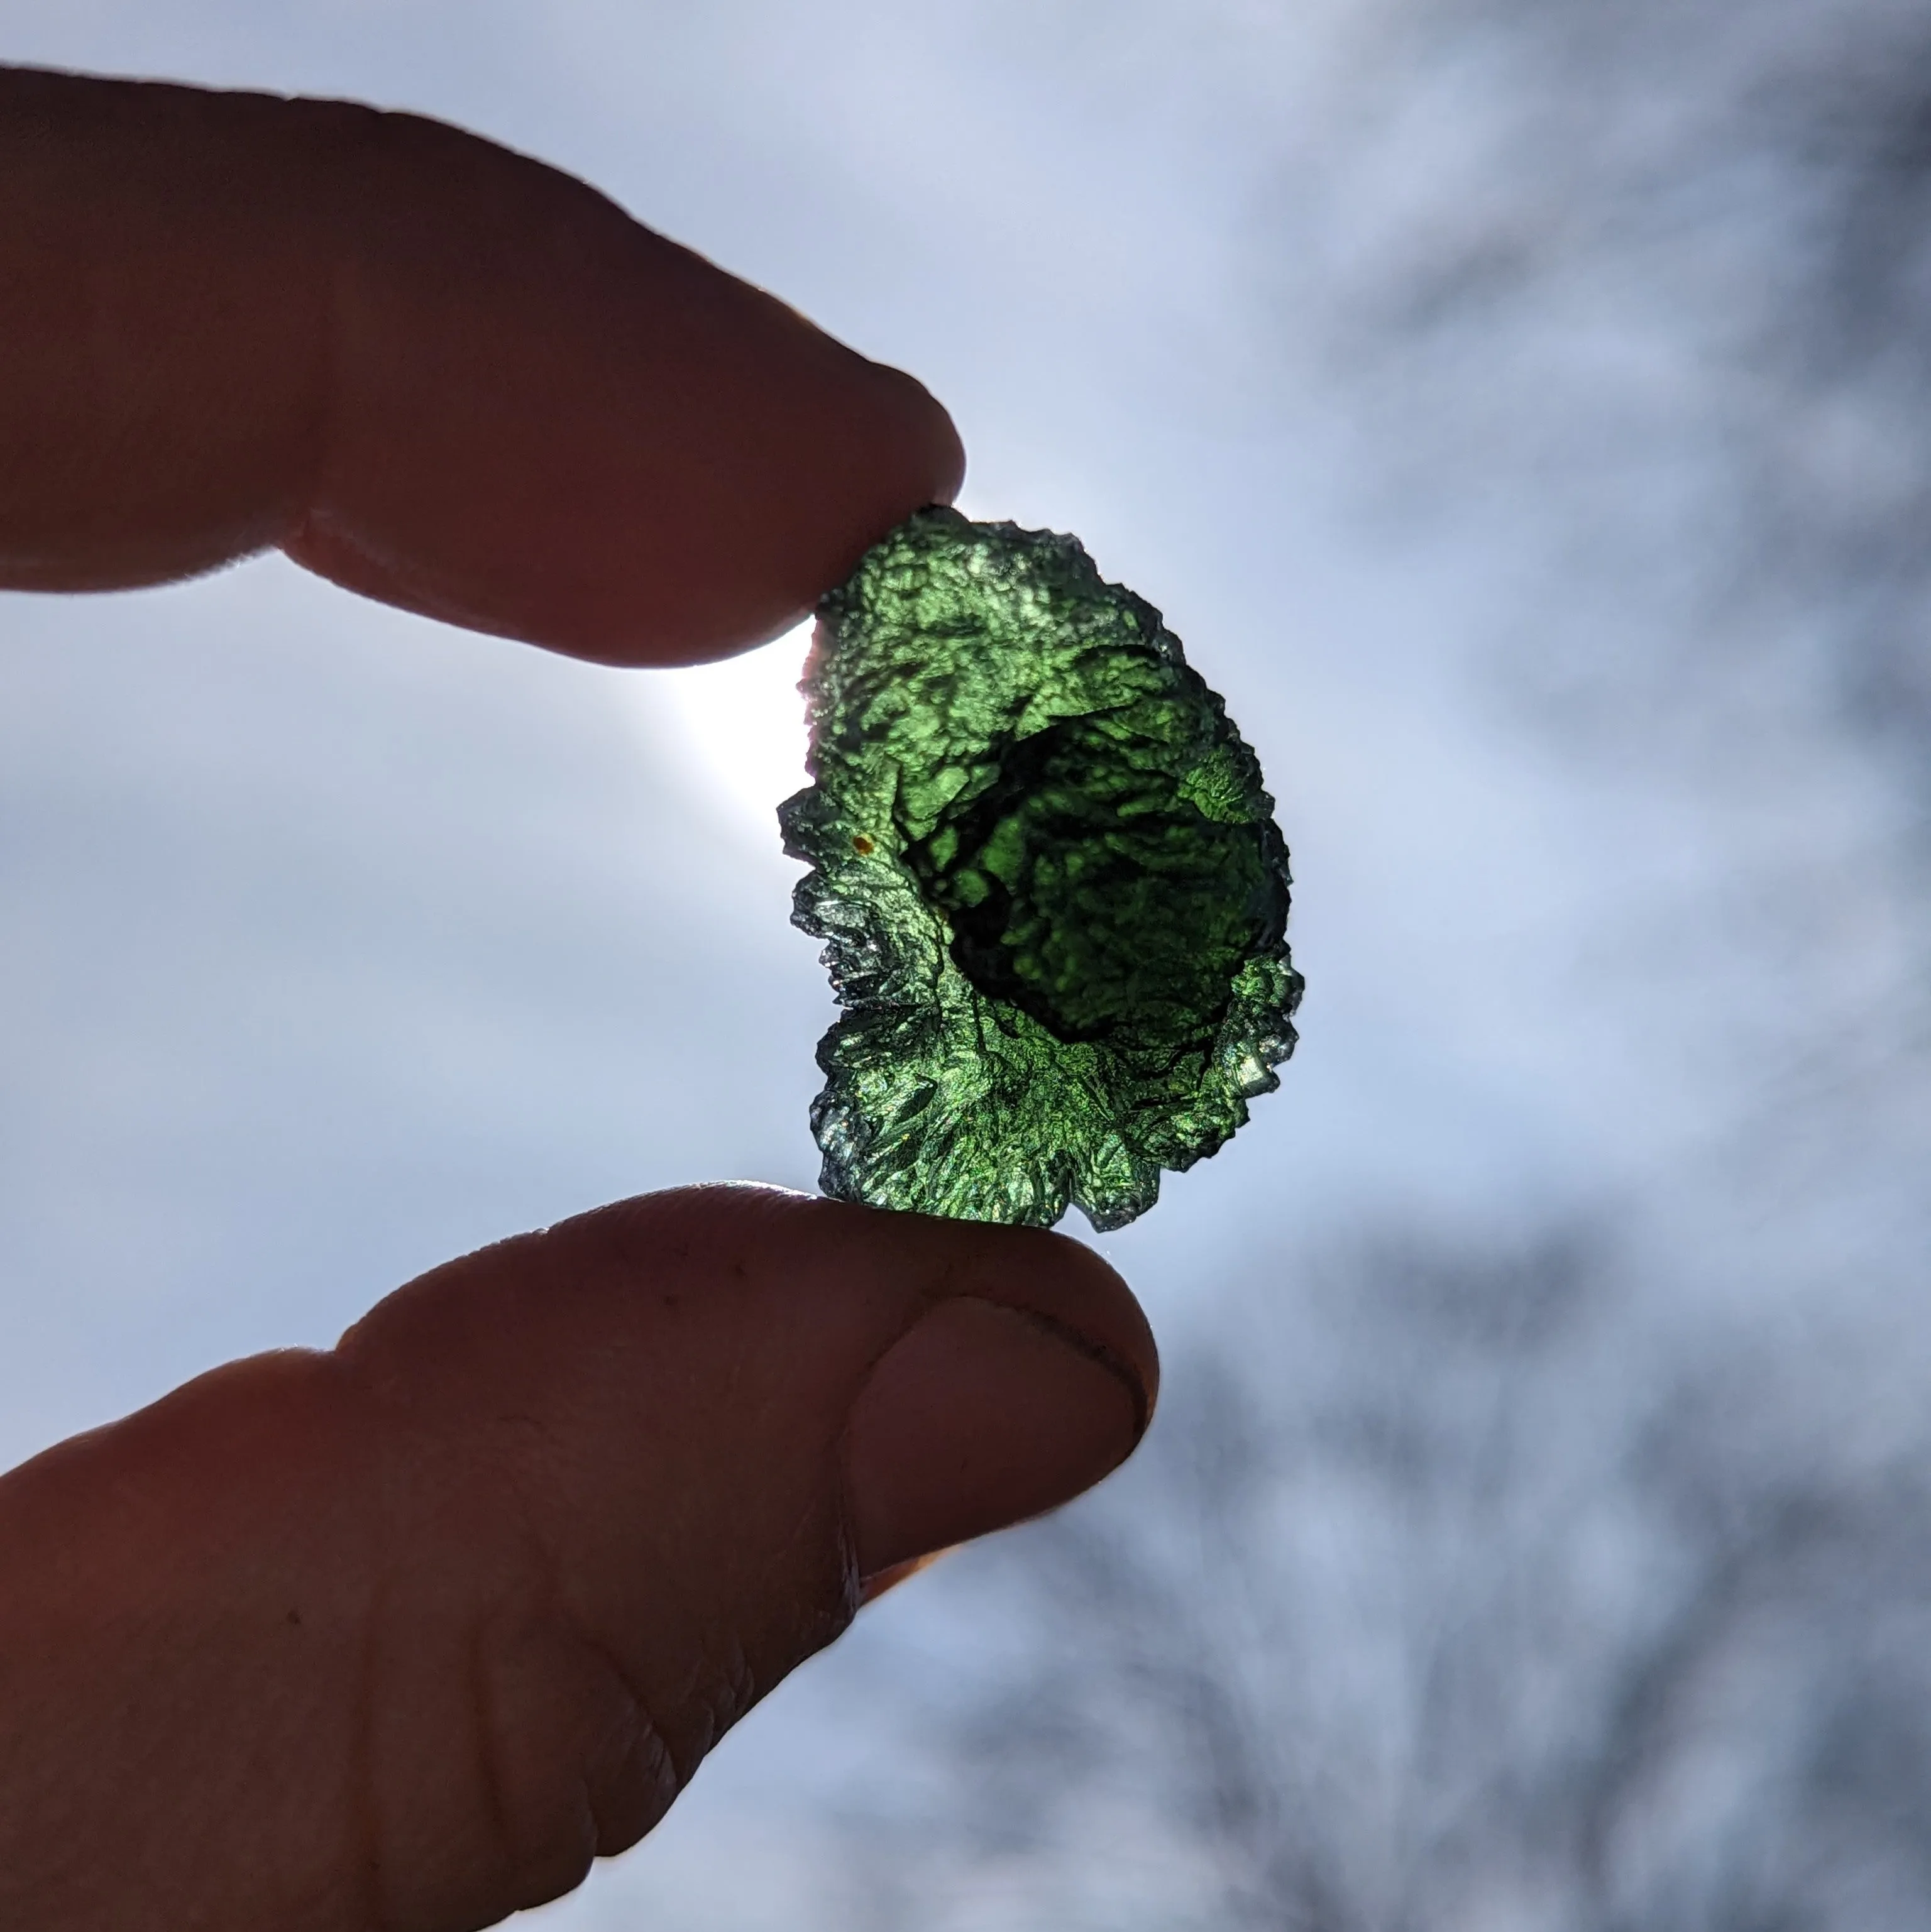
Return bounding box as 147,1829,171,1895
0,66,1159,1932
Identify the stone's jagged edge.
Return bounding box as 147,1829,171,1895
778,506,1304,1231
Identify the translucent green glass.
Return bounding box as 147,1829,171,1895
779,508,1302,1230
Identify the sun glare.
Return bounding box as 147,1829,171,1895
645,620,815,842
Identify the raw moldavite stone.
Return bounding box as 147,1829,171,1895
779,507,1302,1231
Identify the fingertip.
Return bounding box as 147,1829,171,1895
338,1188,1155,1456
0,69,967,661
782,1193,1160,1435
869,1209,1159,1439
710,1192,1157,1431
843,1292,1145,1580
877,359,966,508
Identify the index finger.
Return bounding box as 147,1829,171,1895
0,66,965,665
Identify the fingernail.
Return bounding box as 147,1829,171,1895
844,1297,1149,1583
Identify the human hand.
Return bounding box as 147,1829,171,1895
0,68,1158,1931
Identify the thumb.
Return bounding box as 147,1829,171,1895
0,1186,1155,1932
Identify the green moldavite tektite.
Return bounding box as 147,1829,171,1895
778,507,1302,1231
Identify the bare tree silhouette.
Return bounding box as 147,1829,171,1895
818,7,1931,1924
843,1229,1931,1931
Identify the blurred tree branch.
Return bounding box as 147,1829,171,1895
844,1228,1931,1931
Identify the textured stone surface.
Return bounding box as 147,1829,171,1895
779,507,1302,1230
